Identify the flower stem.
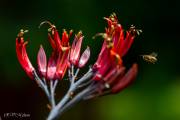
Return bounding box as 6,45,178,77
33,71,51,101
33,71,59,109
56,83,96,117
47,68,93,120
50,80,58,108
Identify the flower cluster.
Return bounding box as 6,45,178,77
16,23,90,81
90,13,140,95
16,13,141,120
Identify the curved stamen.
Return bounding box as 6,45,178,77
39,21,56,32
92,33,107,40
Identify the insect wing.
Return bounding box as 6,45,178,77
150,52,158,57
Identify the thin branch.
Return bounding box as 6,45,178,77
47,68,93,120
50,80,56,108
33,71,51,101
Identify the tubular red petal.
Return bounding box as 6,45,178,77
78,46,90,68
112,24,122,47
16,38,23,62
48,33,56,50
104,66,125,85
37,45,47,77
22,44,34,79
56,49,69,80
121,33,135,56
113,25,125,56
46,53,57,80
62,30,69,46
93,52,112,81
111,63,138,94
92,42,109,70
93,41,107,68
16,37,34,79
69,36,77,60
53,29,62,49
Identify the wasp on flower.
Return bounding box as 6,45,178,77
16,13,141,120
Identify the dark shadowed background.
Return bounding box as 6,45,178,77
0,0,180,120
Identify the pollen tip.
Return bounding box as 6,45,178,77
103,17,106,19
78,30,82,35
61,46,70,52
86,46,90,49
68,29,73,37
76,30,83,38
17,29,29,37
112,12,116,16
40,44,43,48
92,35,96,39
104,83,110,89
63,29,66,32
69,29,73,34
103,17,109,21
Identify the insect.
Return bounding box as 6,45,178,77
141,52,158,64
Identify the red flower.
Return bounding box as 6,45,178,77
92,13,141,94
16,29,34,79
47,26,71,80
16,22,72,81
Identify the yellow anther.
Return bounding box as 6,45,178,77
110,17,115,21
17,29,28,37
106,37,112,42
109,13,117,22
61,46,70,52
62,29,67,33
69,29,73,37
112,12,116,17
103,17,109,21
77,30,83,38
70,29,73,33
107,42,113,48
111,25,115,30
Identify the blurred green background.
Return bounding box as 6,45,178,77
0,0,180,120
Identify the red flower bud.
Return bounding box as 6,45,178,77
46,53,57,80
69,32,83,66
78,46,90,68
37,45,47,77
111,64,138,94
